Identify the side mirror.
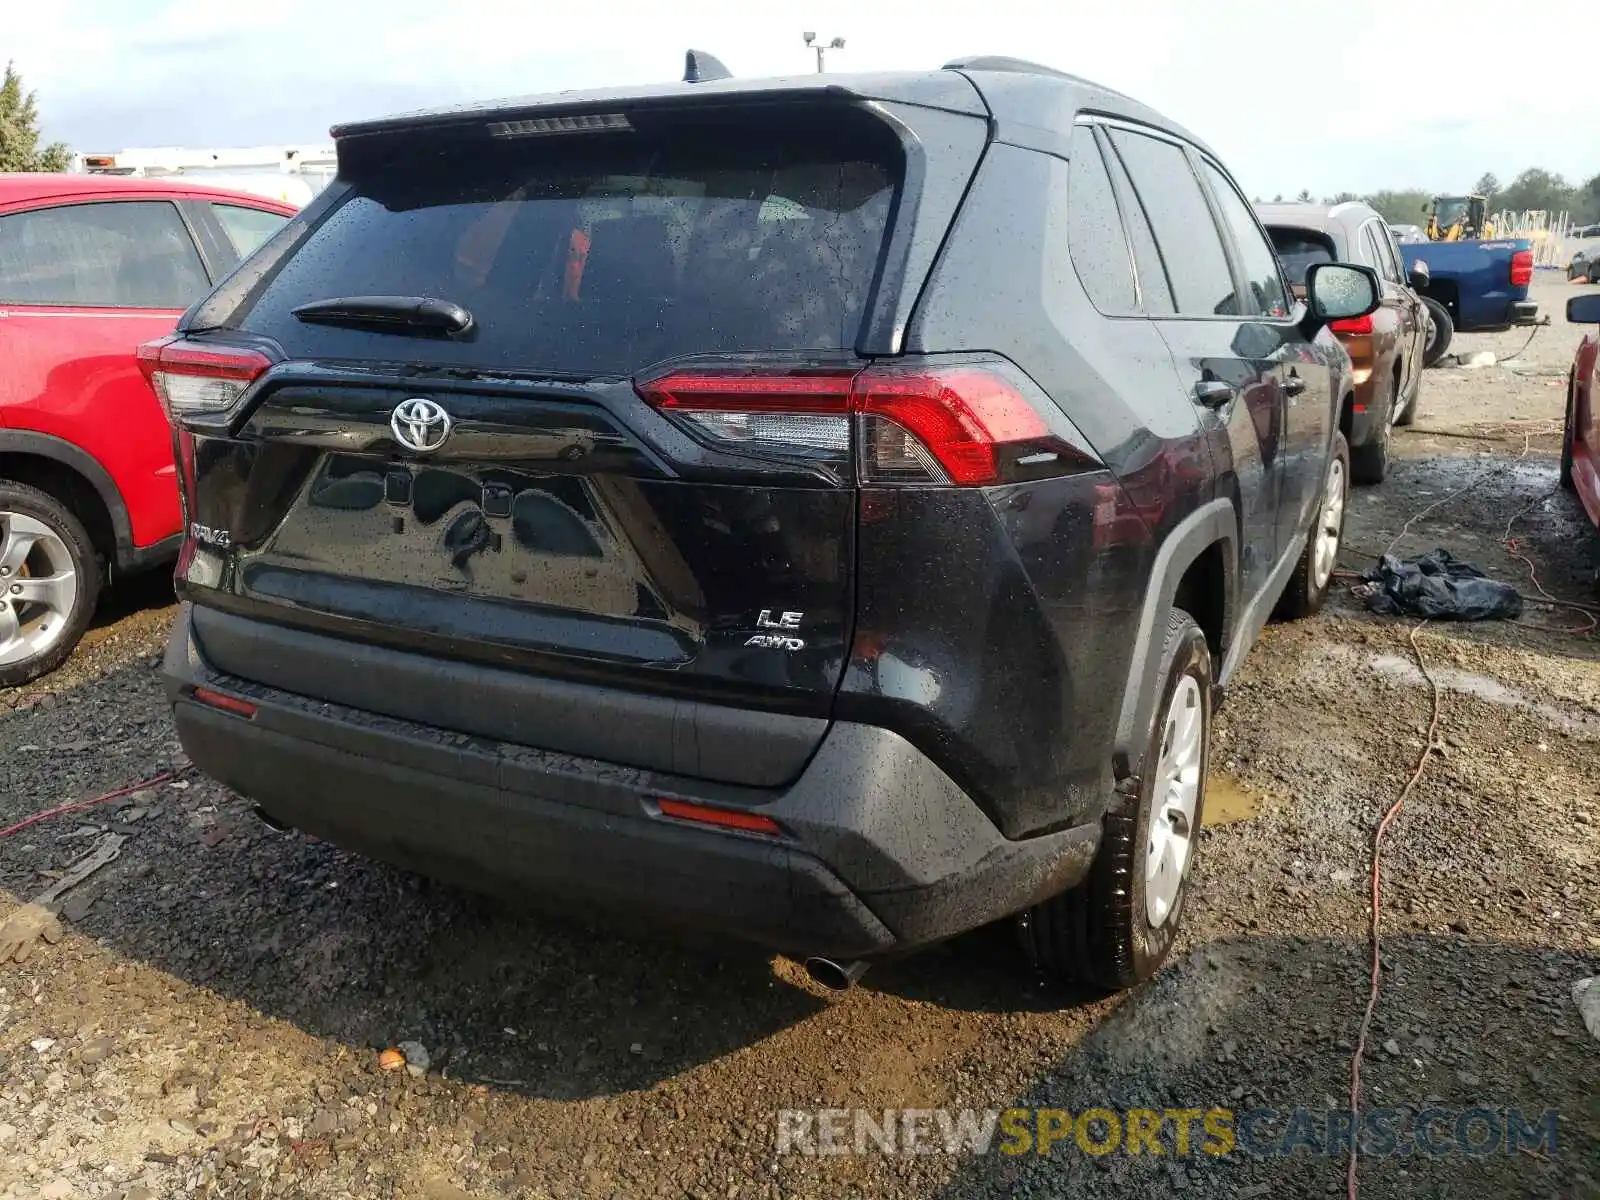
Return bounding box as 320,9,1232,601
1568,294,1600,324
1306,262,1381,325
1408,259,1430,291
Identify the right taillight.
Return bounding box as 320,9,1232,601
137,336,273,424
1510,249,1534,288
1329,314,1374,335
637,359,1094,486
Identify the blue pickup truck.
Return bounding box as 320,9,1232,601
1392,236,1539,364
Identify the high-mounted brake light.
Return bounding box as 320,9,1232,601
487,113,632,138
637,361,1087,487
137,337,272,423
1329,314,1374,335
1510,249,1534,288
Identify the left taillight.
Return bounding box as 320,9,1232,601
1510,249,1534,288
136,336,272,424
637,359,1095,487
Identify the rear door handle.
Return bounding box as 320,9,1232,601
1193,380,1236,408
1284,375,1307,396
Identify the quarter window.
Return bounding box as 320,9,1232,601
1363,223,1401,284
1067,126,1137,313
212,204,291,263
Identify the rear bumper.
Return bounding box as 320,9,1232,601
1508,300,1539,325
164,605,1099,960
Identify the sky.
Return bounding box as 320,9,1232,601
8,0,1598,199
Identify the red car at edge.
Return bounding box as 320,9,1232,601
0,174,294,684
1565,293,1600,540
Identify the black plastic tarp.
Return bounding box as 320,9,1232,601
1362,549,1523,621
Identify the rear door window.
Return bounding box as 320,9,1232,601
1100,135,1175,315
1066,126,1136,313
0,200,209,308
216,113,900,375
1267,229,1336,287
1363,222,1401,283
1107,130,1238,317
211,203,291,262
1198,162,1291,318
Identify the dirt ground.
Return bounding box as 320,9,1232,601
1,276,1597,1200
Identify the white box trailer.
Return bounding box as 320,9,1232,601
72,145,337,209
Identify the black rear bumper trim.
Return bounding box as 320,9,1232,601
165,604,1099,959
189,603,826,789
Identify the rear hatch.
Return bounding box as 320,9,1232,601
157,94,987,786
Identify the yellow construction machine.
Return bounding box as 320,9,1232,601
1425,194,1496,241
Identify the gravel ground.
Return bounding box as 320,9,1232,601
1,277,1597,1200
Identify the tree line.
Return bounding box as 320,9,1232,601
1267,169,1600,227
0,62,70,172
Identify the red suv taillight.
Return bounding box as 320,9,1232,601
637,360,1091,486
1510,249,1534,288
136,336,273,424
1329,314,1374,335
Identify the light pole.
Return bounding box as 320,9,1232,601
802,32,846,73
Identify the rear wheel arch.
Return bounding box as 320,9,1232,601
0,433,127,571
1113,499,1236,779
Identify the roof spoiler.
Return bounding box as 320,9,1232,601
683,50,732,84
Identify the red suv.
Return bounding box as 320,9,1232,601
0,175,294,684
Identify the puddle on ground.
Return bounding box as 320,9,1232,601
1366,653,1600,735
1204,773,1261,826
1317,645,1600,738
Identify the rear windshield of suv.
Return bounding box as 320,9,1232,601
1266,227,1336,287
206,110,900,376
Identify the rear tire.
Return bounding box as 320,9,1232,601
1394,362,1419,427
1349,378,1394,485
1561,373,1577,492
1276,431,1349,620
1023,609,1211,991
0,482,102,688
1421,297,1454,367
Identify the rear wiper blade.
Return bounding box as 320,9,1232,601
290,295,474,338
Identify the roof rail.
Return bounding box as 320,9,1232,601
684,50,732,83
942,55,1071,79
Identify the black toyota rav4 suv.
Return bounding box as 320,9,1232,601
146,56,1377,992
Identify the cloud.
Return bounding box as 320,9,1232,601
9,0,1600,195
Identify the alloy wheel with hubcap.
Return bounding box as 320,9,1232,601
1275,429,1350,620
1144,673,1203,928
1312,455,1346,591
0,512,81,670
0,482,101,688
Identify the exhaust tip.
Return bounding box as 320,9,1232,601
250,805,293,833
803,957,869,991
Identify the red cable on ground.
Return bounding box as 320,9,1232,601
0,769,183,841
1346,621,1442,1200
